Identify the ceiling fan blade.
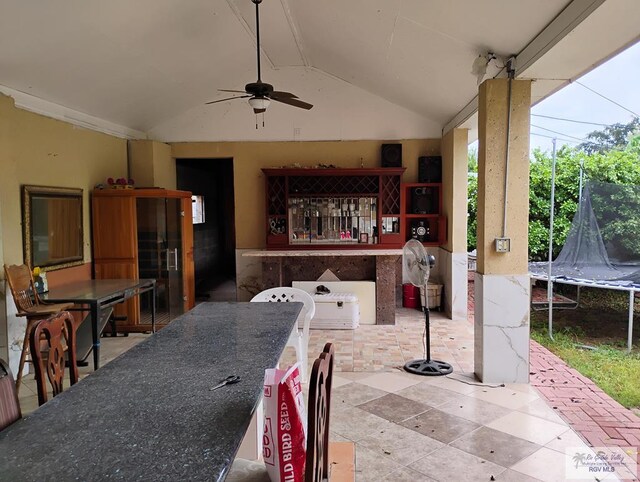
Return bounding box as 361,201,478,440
205,95,250,105
219,89,247,94
270,96,313,110
270,91,298,99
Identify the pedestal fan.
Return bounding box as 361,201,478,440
403,239,453,376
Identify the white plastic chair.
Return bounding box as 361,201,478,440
251,287,315,381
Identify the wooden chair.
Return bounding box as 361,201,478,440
227,343,334,482
29,311,79,406
3,264,74,392
305,342,334,481
251,287,316,381
0,358,22,431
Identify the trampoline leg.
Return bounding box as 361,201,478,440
548,279,554,341
628,290,634,354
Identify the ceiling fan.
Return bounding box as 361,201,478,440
206,0,313,117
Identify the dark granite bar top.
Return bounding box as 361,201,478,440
0,301,302,482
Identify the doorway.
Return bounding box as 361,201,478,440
176,158,236,302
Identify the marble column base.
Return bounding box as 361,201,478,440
440,250,468,320
474,273,530,383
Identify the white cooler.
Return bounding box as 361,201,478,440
311,292,359,330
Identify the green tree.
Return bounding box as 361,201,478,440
467,147,478,252
578,117,640,154
466,120,640,259
528,146,640,260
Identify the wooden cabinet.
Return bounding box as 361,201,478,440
263,168,405,249
401,183,446,246
92,189,195,332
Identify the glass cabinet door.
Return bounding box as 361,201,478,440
165,198,184,318
137,197,184,325
288,196,378,244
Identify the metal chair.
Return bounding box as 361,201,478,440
251,287,315,381
227,343,335,482
0,358,22,431
29,311,79,406
3,264,74,392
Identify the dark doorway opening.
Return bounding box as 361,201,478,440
176,158,236,302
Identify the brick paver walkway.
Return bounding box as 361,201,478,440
530,340,640,462
468,280,640,463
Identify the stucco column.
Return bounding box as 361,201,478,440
475,78,531,383
441,128,468,320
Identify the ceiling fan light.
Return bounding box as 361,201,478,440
248,97,270,110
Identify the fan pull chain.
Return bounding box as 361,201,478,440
254,112,266,129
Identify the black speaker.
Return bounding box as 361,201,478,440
381,144,402,167
418,156,442,183
411,220,429,242
411,187,435,214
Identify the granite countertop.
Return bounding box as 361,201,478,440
0,302,302,482
243,249,403,257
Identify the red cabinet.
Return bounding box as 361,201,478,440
401,183,447,246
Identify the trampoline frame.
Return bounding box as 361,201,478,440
531,273,636,353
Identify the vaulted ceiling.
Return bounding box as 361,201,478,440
0,0,638,141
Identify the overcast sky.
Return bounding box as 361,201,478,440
530,40,640,153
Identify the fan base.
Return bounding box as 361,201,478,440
404,359,453,376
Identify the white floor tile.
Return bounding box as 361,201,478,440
419,373,479,395
517,398,568,426
487,411,572,446
356,372,422,393
332,375,353,388
510,447,576,482
469,385,539,410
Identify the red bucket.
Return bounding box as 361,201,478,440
402,283,421,310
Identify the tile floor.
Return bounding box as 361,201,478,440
16,308,634,481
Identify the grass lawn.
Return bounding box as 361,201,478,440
530,285,640,412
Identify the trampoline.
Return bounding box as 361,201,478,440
529,181,640,352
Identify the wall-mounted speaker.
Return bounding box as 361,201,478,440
381,144,402,168
411,187,435,214
418,156,442,183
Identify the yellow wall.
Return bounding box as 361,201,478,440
171,139,440,248
128,140,154,187
129,140,176,189
0,94,128,267
152,141,175,190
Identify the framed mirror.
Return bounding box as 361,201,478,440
22,185,84,270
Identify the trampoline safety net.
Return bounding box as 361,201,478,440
530,180,640,284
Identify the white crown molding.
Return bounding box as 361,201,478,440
0,85,146,140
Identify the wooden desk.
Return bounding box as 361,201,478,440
0,302,301,482
44,279,156,370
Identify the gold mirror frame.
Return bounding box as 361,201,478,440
22,185,84,271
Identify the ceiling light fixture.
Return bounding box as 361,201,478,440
248,97,270,111
471,52,497,86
